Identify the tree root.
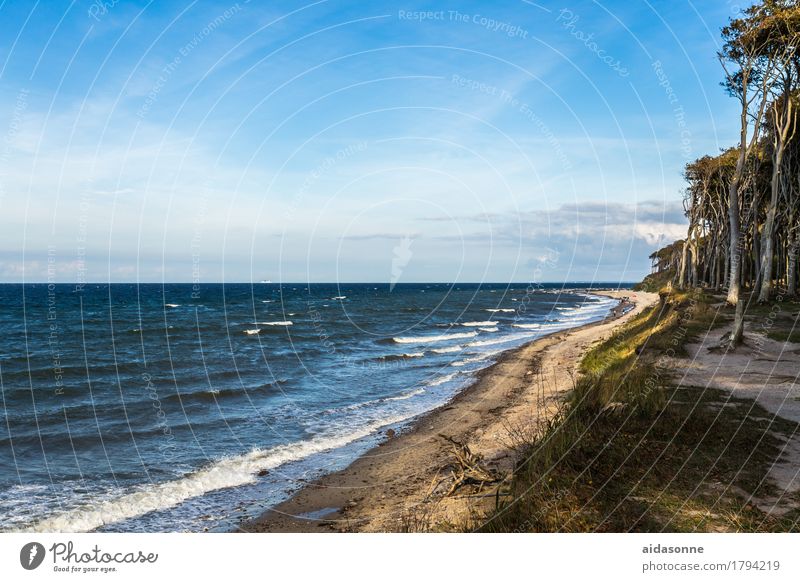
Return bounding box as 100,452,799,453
438,434,501,496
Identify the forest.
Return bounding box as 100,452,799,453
657,0,800,311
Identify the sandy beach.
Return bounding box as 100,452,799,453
241,290,660,532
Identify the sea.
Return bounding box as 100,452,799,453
0,282,626,532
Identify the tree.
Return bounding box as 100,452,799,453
719,2,787,305
755,3,800,301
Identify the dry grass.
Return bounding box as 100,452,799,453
477,291,800,533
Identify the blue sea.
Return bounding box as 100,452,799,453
0,283,624,532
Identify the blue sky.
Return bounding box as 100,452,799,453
0,0,743,283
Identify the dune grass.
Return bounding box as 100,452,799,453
478,291,800,532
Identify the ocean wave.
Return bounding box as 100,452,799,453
164,381,284,403
165,304,180,308
323,387,426,416
331,296,346,300
450,351,500,367
479,327,499,332
18,414,413,533
426,372,460,386
378,352,425,361
431,345,462,354
383,387,425,401
256,321,293,326
244,329,261,335
467,333,536,348
392,331,477,344
555,314,595,323
512,323,542,329
485,308,515,313
459,321,496,327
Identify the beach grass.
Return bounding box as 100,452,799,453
633,269,676,293
478,290,800,533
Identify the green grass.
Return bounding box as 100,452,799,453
723,293,800,343
766,328,800,343
633,269,675,293
477,290,800,533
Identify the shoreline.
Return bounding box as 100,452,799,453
240,289,659,532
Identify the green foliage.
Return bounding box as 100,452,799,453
633,269,674,293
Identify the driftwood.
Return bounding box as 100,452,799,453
437,434,500,496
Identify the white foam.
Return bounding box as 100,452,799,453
467,333,536,348
459,321,496,327
513,323,542,329
426,372,459,386
256,321,293,326
402,352,425,358
329,387,425,415
450,351,500,367
479,327,499,333
19,414,412,533
244,329,261,335
165,304,180,308
485,308,514,313
331,296,346,300
431,345,462,354
392,331,477,344
384,387,425,401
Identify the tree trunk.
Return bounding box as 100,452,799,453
758,146,786,302
727,166,744,305
678,239,689,289
724,245,731,290
730,299,745,348
691,242,699,287
752,231,761,291
711,251,718,289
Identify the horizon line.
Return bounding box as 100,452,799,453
0,281,638,285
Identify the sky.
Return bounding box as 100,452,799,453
0,0,745,283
